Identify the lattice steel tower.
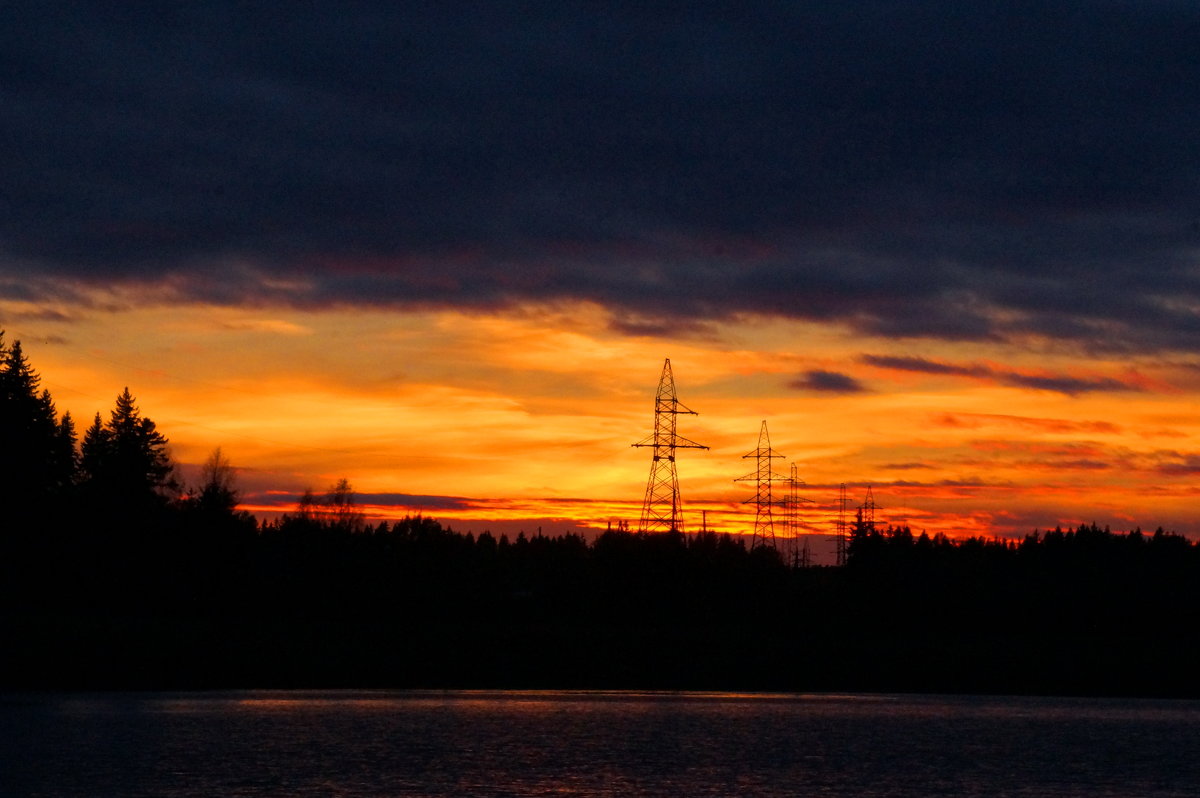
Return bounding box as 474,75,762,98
859,485,879,533
834,482,848,566
736,420,786,550
784,462,812,566
632,359,708,533
785,463,801,539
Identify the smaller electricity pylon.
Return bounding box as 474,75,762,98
833,483,848,566
784,462,813,567
632,358,708,534
735,420,787,551
859,486,880,533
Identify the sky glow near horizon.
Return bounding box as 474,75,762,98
10,299,1200,550
5,3,1200,555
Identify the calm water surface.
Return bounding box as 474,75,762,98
3,690,1200,796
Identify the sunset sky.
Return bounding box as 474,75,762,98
5,3,1200,557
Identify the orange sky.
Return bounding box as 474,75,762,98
6,293,1198,562
9,3,1200,569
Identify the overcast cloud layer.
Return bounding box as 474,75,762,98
4,1,1200,352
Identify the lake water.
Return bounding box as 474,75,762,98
3,691,1200,796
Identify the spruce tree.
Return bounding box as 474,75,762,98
79,389,176,515
80,412,111,486
0,334,74,519
52,411,79,494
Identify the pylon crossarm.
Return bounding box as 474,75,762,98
742,449,785,459
735,469,789,482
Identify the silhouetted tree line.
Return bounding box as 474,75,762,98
847,516,1200,577
3,332,1200,695
0,332,257,535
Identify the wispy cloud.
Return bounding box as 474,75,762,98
933,413,1122,434
863,354,1144,396
1153,453,1200,476
219,319,313,336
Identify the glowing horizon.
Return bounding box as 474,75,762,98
7,294,1199,564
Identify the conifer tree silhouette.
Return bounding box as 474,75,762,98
80,412,111,487
0,334,76,520
80,388,176,516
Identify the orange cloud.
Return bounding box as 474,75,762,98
7,300,1200,550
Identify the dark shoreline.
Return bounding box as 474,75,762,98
6,522,1200,698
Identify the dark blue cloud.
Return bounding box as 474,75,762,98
1155,453,1200,476
790,369,868,394
248,490,477,511
4,1,1200,352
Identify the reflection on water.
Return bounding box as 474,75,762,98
4,691,1200,797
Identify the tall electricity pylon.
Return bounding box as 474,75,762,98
784,462,812,566
736,420,786,550
632,359,708,534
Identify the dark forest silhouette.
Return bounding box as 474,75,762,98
3,332,1200,695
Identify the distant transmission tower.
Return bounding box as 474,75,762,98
632,359,708,533
859,486,880,533
784,462,812,567
785,463,800,537
735,420,787,550
786,463,800,564
834,482,848,566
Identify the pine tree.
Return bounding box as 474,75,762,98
0,334,75,517
79,388,176,514
52,411,79,494
109,387,174,499
80,412,111,486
